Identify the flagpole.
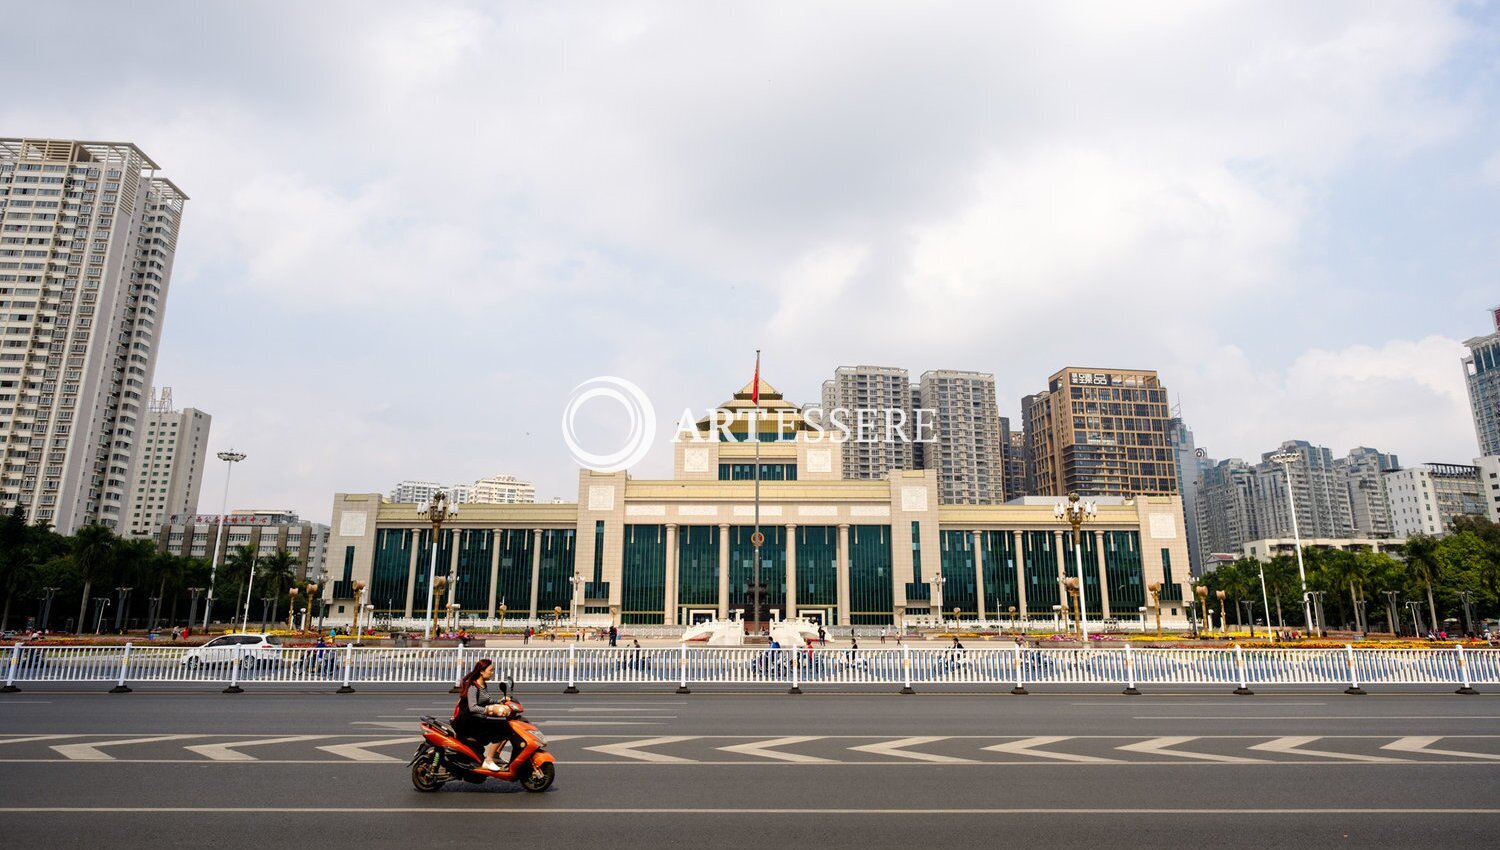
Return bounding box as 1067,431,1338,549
752,349,762,637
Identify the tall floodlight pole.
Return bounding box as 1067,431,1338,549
1053,493,1097,642
417,491,458,640
1269,451,1313,635
203,450,246,629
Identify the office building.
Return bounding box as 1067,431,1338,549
124,387,210,538
918,370,1005,505
1463,308,1500,455
0,138,187,532
1474,455,1500,524
999,416,1030,501
156,509,330,580
1026,367,1177,498
325,375,1191,628
470,474,535,504
1168,416,1210,575
1336,447,1400,539
1386,463,1484,537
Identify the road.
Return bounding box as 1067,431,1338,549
2,686,1497,848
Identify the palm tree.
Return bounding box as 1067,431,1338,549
257,549,300,627
224,544,260,628
1403,535,1442,633
70,524,117,633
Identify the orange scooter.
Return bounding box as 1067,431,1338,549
410,674,556,792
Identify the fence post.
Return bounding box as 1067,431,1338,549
223,645,244,694
676,643,691,695
899,642,914,695
1122,643,1140,696
1456,644,1478,695
336,641,355,694
1232,643,1253,696
2,643,20,693
1011,643,1028,695
1344,644,1365,695
564,643,579,694
450,645,464,694
109,642,133,694
789,645,803,696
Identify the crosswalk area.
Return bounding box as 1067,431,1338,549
3,733,1499,765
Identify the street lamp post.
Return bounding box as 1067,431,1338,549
1308,591,1326,638
1239,599,1256,638
498,603,508,634
1195,585,1209,636
1147,581,1162,635
1383,590,1400,636
203,450,247,630
93,597,111,635
928,573,947,626
431,576,448,637
288,588,299,632
39,587,58,631
1269,451,1314,635
1458,591,1475,637
417,491,459,640
448,602,461,633
1405,600,1424,637
257,597,272,631
1215,590,1227,635
349,580,366,644
186,587,203,630
1053,493,1097,641
568,574,587,633
1354,598,1368,639
113,586,132,633
553,606,563,639
303,582,317,632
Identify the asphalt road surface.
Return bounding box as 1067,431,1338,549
2,685,1498,848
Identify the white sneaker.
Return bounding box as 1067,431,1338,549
482,760,501,772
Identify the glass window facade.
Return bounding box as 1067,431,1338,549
370,529,412,615
939,530,976,615
536,529,576,613
1022,530,1060,613
414,528,455,613
677,525,719,607
494,529,533,613
729,525,785,613
455,529,493,611
796,525,838,608
848,524,893,625
622,525,666,624
718,463,797,481
1062,531,1102,616
1105,530,1145,611
980,530,1019,613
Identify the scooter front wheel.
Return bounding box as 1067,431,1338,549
411,759,445,792
519,761,554,792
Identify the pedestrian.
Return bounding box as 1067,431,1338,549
880,627,887,645
609,625,618,647
817,625,826,646
522,626,531,645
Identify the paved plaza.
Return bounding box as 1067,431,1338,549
2,687,1497,847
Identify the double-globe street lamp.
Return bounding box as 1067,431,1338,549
417,491,459,640
203,450,247,630
1053,493,1097,642
1268,451,1315,636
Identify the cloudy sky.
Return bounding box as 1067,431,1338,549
4,1,1496,520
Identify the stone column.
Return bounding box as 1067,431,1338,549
664,523,679,626
487,530,502,618
717,523,731,619
972,530,986,620
1013,530,1027,620
836,523,851,626
784,523,798,620
528,529,543,623
403,529,420,619
1095,532,1111,618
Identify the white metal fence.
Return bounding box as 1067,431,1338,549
2,643,1494,694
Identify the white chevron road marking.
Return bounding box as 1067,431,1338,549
185,736,328,762
1381,736,1500,761
583,736,698,763
717,737,835,763
1115,737,1268,764
0,735,78,747
1248,736,1407,763
982,736,1122,763
848,737,976,763
51,735,203,761
316,737,414,762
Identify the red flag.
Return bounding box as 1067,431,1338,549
751,350,760,405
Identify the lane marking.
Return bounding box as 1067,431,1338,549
50,735,203,761
1,758,1499,767
982,736,1122,763
583,736,697,763
1115,736,1268,764
847,736,976,764
716,736,835,764
316,737,413,762
2,807,1498,815
185,736,328,762
1381,736,1500,761
0,735,77,747
1247,736,1407,763
1136,716,1500,720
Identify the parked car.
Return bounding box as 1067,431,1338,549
180,633,283,668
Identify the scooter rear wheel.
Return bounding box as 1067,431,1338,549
519,761,554,792
411,760,445,792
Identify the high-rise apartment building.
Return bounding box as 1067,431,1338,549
1168,417,1210,575
390,480,471,505
0,139,186,532
1337,447,1400,539
470,473,535,504
156,509,329,581
819,366,917,479
1386,463,1484,537
1026,367,1177,498
1463,309,1500,456
917,370,1004,505
124,387,210,538
1199,458,1257,560
999,416,1029,501
1249,441,1355,541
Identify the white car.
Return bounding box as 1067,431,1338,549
181,633,283,668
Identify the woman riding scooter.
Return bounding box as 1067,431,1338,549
453,659,521,772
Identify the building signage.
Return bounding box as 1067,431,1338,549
1070,372,1123,386
168,514,276,526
